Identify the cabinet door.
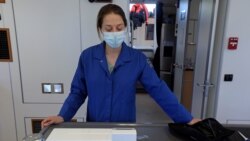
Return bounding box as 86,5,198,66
13,0,81,103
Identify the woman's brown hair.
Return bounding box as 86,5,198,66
97,4,127,38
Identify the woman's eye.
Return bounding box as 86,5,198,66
117,26,124,31
117,27,124,31
105,28,112,32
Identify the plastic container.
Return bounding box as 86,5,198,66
22,133,44,141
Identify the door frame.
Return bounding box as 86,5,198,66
191,0,218,118
174,0,190,101
174,0,219,118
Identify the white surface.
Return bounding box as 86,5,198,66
46,128,136,141
112,128,137,141
0,64,17,141
47,128,112,141
0,1,18,141
13,0,81,103
215,0,250,124
216,0,250,123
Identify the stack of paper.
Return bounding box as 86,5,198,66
46,128,136,141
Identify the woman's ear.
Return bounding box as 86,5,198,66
99,30,104,41
97,28,103,40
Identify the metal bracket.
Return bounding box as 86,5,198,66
197,82,214,87
173,63,183,69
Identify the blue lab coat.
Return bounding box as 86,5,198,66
59,42,193,123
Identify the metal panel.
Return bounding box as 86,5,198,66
206,0,227,118
174,0,190,101
191,0,216,118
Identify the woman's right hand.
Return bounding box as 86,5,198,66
41,116,64,128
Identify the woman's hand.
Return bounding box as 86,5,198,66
41,116,64,128
188,118,202,125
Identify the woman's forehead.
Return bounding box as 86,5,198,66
102,13,124,26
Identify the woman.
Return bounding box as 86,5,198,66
41,4,200,128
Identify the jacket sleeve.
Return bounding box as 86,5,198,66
138,54,193,123
58,53,88,121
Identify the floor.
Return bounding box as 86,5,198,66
136,93,172,123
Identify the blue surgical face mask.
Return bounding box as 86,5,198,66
103,30,126,48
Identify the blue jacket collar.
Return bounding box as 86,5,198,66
93,41,132,64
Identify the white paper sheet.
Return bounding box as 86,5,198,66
46,128,112,141
46,128,136,141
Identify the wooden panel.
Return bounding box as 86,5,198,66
181,70,194,111
0,0,6,3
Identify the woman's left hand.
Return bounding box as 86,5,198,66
188,118,202,125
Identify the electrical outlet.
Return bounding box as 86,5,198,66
224,74,233,81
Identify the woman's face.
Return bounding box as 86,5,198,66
101,13,125,33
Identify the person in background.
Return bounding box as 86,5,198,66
41,3,200,128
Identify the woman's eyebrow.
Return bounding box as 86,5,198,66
104,25,112,27
117,23,124,26
104,24,123,27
